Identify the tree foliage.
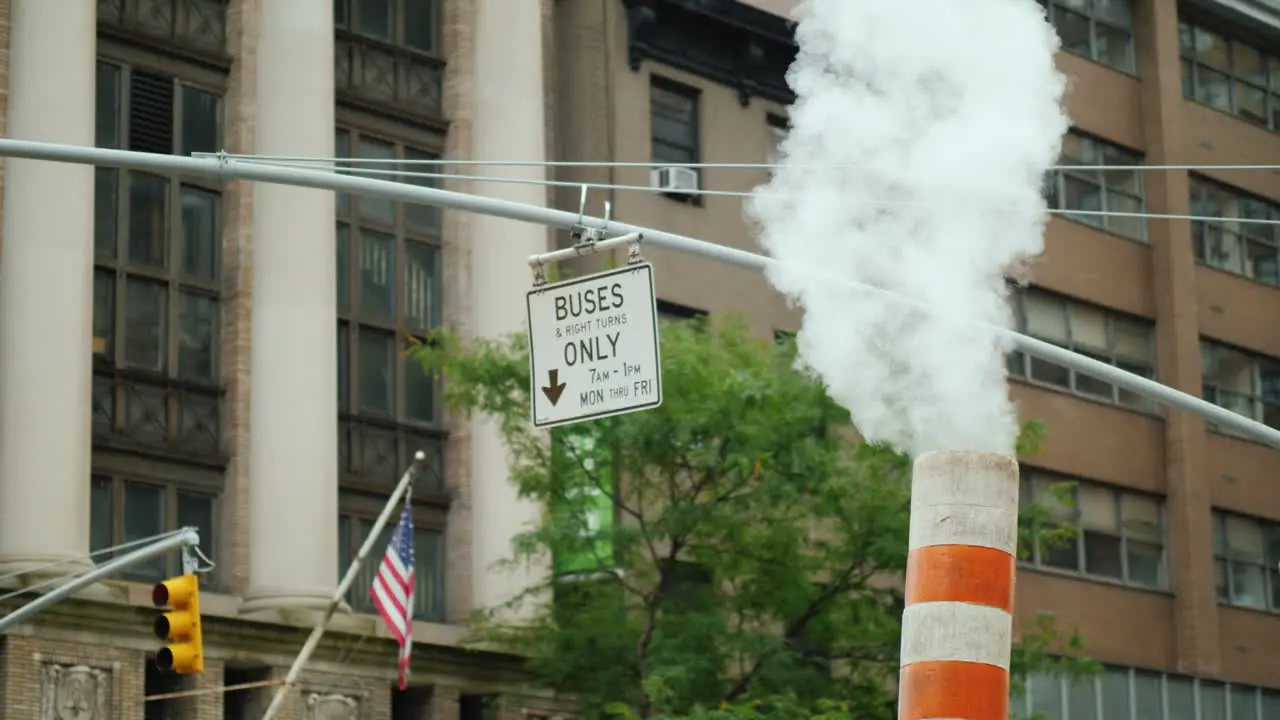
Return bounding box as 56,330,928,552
412,314,1098,720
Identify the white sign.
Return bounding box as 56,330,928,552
527,264,663,428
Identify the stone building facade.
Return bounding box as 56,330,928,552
4,0,1280,719
0,0,561,717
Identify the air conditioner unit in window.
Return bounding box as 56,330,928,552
650,165,700,199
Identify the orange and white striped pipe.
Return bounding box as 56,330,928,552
899,450,1018,720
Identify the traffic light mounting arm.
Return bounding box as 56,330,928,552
0,528,202,634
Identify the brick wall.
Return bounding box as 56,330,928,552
219,0,259,599
439,0,477,625
1,634,147,720
0,603,551,720
0,0,11,260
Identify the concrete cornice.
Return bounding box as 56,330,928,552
0,582,532,684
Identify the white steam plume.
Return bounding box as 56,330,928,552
749,0,1069,459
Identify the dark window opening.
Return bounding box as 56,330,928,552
460,694,502,720
656,300,706,323
223,665,273,720
659,559,713,610
145,657,186,720
391,685,433,720
649,76,702,204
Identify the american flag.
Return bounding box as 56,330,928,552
370,493,416,690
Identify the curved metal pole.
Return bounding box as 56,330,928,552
0,138,1274,448
0,528,200,633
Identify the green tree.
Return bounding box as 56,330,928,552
412,314,1097,720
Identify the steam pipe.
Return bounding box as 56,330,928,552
0,138,1275,448
901,450,1018,720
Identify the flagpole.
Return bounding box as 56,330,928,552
258,451,425,720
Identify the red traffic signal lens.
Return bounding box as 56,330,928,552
152,583,169,607
155,647,175,672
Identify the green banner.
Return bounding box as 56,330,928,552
551,424,616,576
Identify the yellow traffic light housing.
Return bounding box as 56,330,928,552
152,574,204,674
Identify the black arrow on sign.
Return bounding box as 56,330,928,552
541,369,567,406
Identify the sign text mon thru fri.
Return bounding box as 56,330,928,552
526,264,663,428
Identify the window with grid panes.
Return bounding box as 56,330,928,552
650,76,701,197
335,126,445,491
1020,470,1165,588
91,58,225,581
1212,511,1280,612
1189,176,1280,285
1045,131,1146,241
93,60,223,457
1015,665,1280,720
1007,287,1155,410
90,473,217,583
1201,340,1280,431
1180,21,1280,131
1038,0,1135,74
333,0,444,118
337,512,444,621
98,0,229,56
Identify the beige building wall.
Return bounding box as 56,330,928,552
551,0,1280,706
2,0,1280,716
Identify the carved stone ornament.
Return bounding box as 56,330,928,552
40,663,110,720
306,693,360,720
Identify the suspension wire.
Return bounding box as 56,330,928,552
233,157,1280,228
197,152,1280,174
0,568,99,603
0,528,189,591
144,678,287,702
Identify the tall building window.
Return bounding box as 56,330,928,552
1045,131,1146,241
1040,0,1135,74
91,58,224,580
338,513,445,621
98,0,229,56
334,0,444,119
335,126,443,473
650,76,701,190
1212,511,1280,612
90,474,217,582
1007,287,1155,411
335,124,448,618
1180,21,1280,131
1201,340,1280,431
1017,665,1280,720
1189,177,1280,285
1020,470,1165,588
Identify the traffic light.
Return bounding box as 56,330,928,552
151,574,204,674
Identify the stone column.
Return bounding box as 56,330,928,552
241,0,339,614
1135,0,1219,675
468,0,552,614
0,0,96,576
